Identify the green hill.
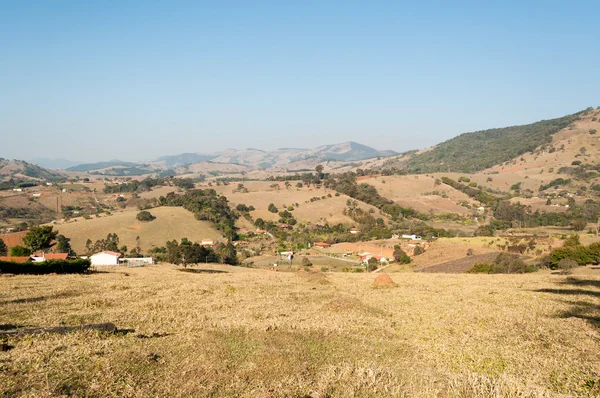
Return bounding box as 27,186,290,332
405,109,588,173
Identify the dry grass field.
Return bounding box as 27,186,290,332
1,265,600,397
210,181,383,226
53,207,223,253
360,175,478,215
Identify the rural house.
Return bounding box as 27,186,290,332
200,239,214,246
90,251,122,266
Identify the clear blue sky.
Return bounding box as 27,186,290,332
1,0,599,163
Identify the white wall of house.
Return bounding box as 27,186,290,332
91,253,120,266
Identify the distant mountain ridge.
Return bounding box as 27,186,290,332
152,141,397,169
66,160,141,172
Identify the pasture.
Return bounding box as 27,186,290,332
1,265,600,396
53,207,223,253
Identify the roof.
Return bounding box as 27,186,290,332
0,256,32,263
91,251,122,258
34,252,69,260
314,242,331,247
409,240,422,245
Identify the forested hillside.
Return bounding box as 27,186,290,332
405,109,588,173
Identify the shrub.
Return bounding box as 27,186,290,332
0,258,91,274
268,203,278,213
301,257,312,267
413,245,425,256
557,259,577,275
367,257,379,271
468,253,534,273
136,211,156,222
590,129,597,135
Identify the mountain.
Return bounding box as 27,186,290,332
402,109,588,174
29,158,82,170
66,160,141,172
154,153,218,168
0,158,66,181
151,142,397,170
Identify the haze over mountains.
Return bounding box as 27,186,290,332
25,141,397,171
4,107,599,180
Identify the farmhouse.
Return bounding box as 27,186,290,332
200,239,214,246
314,241,331,248
402,234,422,240
31,252,69,262
90,251,121,266
349,227,360,234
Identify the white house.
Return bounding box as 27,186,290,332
91,251,122,266
402,234,421,240
200,239,214,246
119,257,153,266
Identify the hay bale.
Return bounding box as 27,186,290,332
372,273,397,288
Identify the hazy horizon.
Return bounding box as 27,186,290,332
2,1,599,162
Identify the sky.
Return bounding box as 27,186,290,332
1,0,599,163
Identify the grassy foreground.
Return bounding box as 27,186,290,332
1,266,600,397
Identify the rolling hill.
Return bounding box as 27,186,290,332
53,206,223,254
401,109,589,173
0,159,66,181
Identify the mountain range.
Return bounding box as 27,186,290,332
25,141,397,172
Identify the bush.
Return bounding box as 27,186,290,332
413,245,425,255
301,257,312,267
136,211,156,222
557,259,577,275
367,257,379,271
468,253,534,274
268,203,278,213
0,258,91,274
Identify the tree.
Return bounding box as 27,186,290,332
85,239,93,255
10,245,31,256
23,226,57,252
268,203,278,213
367,257,378,271
0,239,7,256
136,210,156,222
315,164,324,179
55,234,73,254
393,245,411,264
570,218,587,231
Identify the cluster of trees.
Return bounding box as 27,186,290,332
0,179,38,191
103,177,197,194
468,253,535,274
539,178,571,191
136,211,156,222
440,177,500,207
543,235,600,268
85,233,121,255
475,198,600,235
159,189,238,241
328,172,428,221
5,226,73,257
151,238,237,266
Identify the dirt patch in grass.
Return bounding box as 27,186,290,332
419,252,502,273
297,270,331,285
323,296,367,312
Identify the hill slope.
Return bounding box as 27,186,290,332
0,159,65,181
404,109,588,173
53,207,223,254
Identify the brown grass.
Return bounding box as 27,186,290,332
53,207,222,253
1,265,600,396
